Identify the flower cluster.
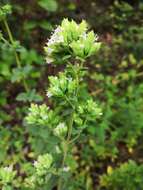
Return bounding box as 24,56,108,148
78,99,102,118
34,153,53,176
45,18,101,64
26,103,59,127
0,4,12,21
25,154,54,188
47,72,77,98
73,99,102,126
54,122,67,137
45,26,64,63
0,166,16,184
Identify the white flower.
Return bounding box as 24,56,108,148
80,44,84,48
63,166,70,172
47,91,53,98
68,77,72,82
33,161,38,167
47,47,53,54
47,26,64,47
94,34,98,41
81,32,87,40
57,122,66,129
55,145,61,153
46,56,54,64
4,166,13,172
54,26,62,34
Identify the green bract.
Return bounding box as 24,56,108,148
44,18,101,64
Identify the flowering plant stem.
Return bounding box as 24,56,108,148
24,19,102,190
3,19,29,92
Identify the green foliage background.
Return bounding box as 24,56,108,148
0,0,143,189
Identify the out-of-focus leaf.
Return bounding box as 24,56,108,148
38,0,58,12
16,89,43,102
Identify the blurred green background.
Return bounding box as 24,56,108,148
0,0,143,189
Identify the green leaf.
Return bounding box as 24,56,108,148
11,65,33,83
39,20,53,31
24,21,37,30
16,89,43,102
38,0,58,12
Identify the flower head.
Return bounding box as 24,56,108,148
54,122,67,137
45,19,101,64
34,153,53,176
0,166,16,183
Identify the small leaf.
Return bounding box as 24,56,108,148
39,20,53,31
38,0,58,12
16,89,43,102
11,65,33,83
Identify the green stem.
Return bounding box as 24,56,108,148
70,118,87,143
57,141,67,190
57,112,74,190
23,78,29,92
3,19,21,68
57,62,84,190
3,20,14,45
67,112,74,141
1,36,9,44
64,95,75,109
3,19,29,92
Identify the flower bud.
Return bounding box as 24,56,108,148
54,123,67,137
